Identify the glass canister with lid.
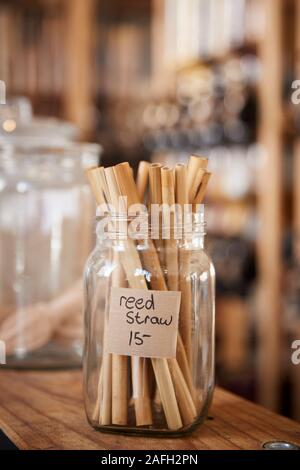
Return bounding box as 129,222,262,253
0,142,101,368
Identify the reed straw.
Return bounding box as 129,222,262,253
99,353,112,425
136,161,150,202
148,163,164,265
93,278,113,425
175,164,192,368
85,167,106,206
161,166,178,291
176,336,195,398
186,155,208,199
131,355,153,426
87,167,113,425
144,163,164,406
167,358,197,425
148,163,162,206
151,357,182,429
92,362,103,422
188,168,206,204
91,271,112,424
193,171,212,207
111,257,128,426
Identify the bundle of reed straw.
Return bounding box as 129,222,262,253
86,155,211,430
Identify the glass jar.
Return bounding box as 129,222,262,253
83,209,215,435
0,143,101,368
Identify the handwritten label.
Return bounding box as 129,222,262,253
105,287,181,358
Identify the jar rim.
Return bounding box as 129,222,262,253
0,141,102,155
0,142,101,178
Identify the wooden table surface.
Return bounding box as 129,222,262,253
0,369,300,450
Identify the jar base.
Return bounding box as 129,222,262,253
4,342,82,370
88,413,208,438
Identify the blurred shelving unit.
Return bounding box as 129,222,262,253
147,0,266,407
63,0,95,138
291,0,300,422
148,0,300,418
0,0,299,419
0,0,96,138
0,0,66,117
294,1,300,240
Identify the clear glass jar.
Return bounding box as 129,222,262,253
0,143,101,368
83,210,215,436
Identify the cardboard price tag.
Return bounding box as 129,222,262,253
105,287,181,358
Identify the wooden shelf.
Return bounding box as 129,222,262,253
0,369,300,450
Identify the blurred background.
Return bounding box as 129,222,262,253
0,0,300,421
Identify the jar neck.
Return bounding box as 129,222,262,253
94,206,206,248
